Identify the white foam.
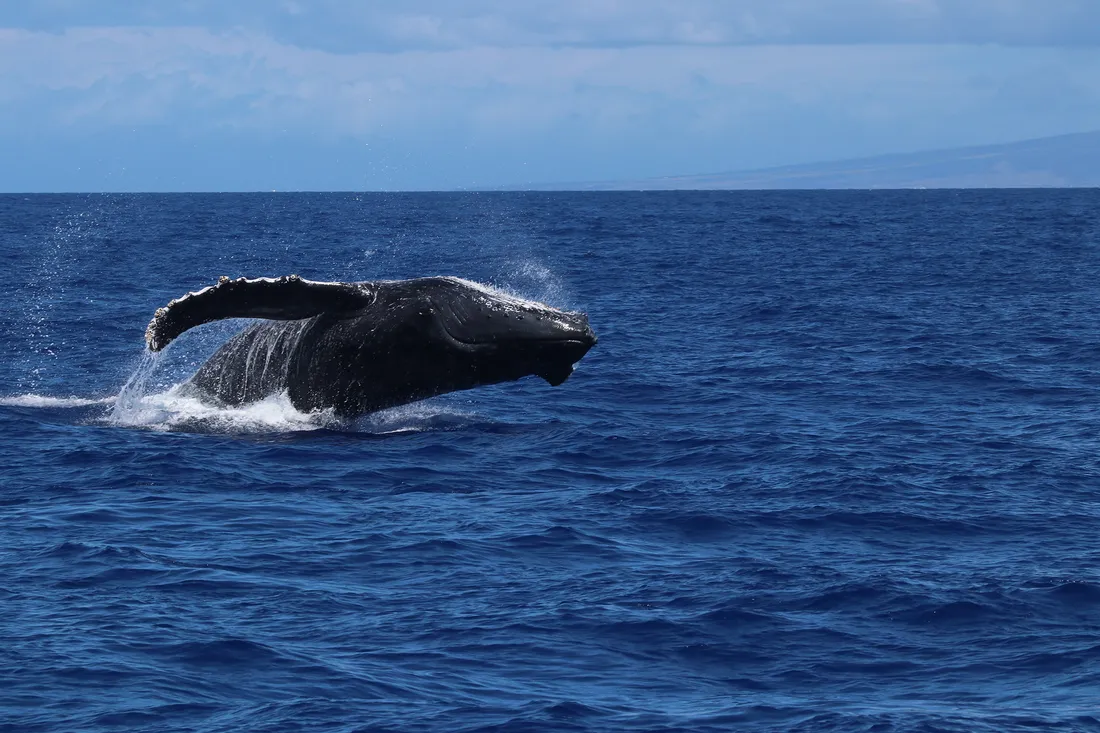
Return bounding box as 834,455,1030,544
0,394,115,408
103,386,478,435
106,386,339,433
1,382,472,435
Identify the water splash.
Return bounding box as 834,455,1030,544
105,386,338,434
495,260,569,310
111,350,163,419
101,386,477,435
0,377,477,435
19,208,101,392
100,344,331,433
87,340,472,434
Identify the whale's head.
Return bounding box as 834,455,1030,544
399,276,595,382
312,276,597,414
427,277,596,386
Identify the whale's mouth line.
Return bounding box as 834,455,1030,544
453,335,595,347
438,319,596,349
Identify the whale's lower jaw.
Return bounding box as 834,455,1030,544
537,364,574,387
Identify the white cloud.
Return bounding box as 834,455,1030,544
1,18,1100,189
3,0,1100,50
3,26,1100,144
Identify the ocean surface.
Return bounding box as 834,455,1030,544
2,190,1100,733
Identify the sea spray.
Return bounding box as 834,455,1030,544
104,349,323,432
109,389,335,433
110,349,164,424
94,323,472,434
501,259,568,308
18,210,91,393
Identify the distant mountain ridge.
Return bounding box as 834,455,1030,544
514,130,1100,190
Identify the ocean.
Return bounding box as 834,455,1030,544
2,190,1099,732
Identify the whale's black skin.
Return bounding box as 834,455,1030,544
145,275,597,417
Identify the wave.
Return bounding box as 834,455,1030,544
355,401,476,435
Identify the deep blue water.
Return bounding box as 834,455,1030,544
3,191,1100,732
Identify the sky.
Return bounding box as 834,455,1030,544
2,1,1100,191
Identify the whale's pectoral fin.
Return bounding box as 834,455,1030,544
145,275,374,351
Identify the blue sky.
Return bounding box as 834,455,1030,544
2,1,1100,190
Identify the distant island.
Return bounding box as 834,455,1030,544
510,130,1100,190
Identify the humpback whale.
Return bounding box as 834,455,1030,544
145,275,597,417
